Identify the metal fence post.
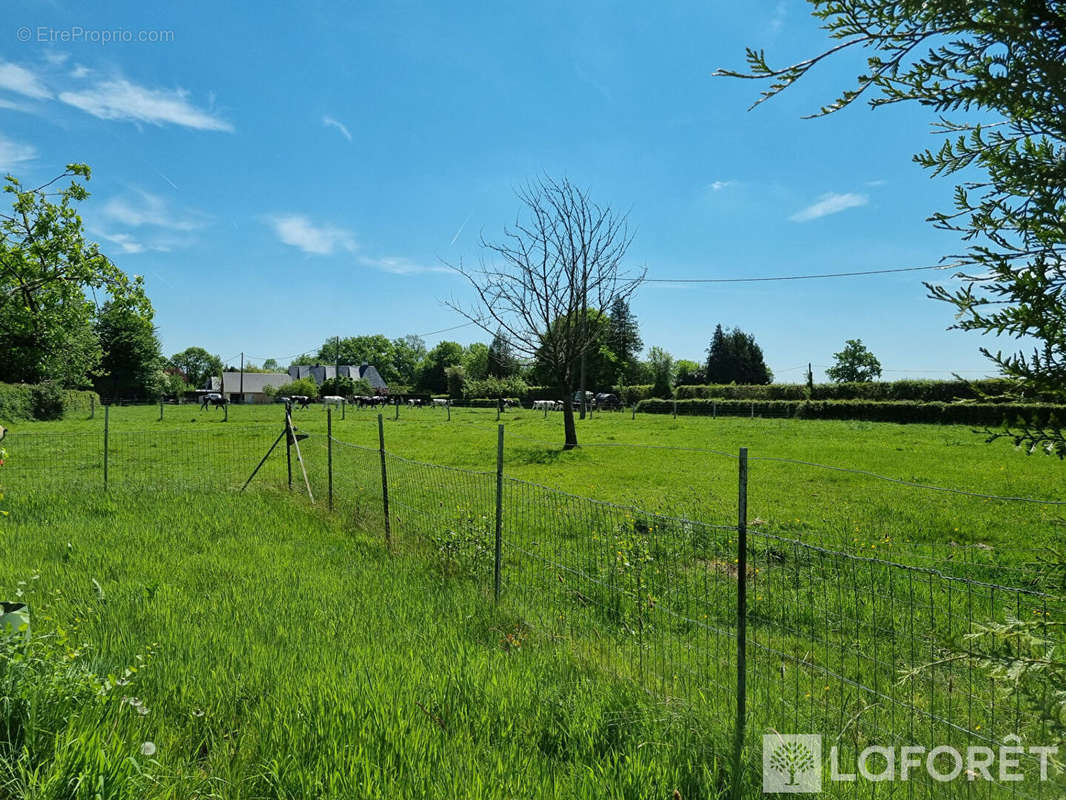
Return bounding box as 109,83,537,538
494,424,504,602
673,396,677,419
378,413,391,546
750,401,754,419
90,394,95,419
342,398,346,420
732,447,749,799
394,398,399,420
447,401,451,421
327,408,334,512
713,400,717,419
159,396,164,422
103,405,109,491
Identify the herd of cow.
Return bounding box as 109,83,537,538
198,392,623,412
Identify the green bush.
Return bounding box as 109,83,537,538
30,382,65,421
273,378,319,399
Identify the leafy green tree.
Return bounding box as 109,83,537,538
418,341,464,394
95,295,165,401
705,324,773,385
0,164,144,387
317,335,398,383
605,298,643,384
462,342,490,381
170,347,223,390
647,346,676,398
826,339,882,383
261,358,280,371
392,335,426,386
675,359,704,386
719,0,1066,454
445,365,466,398
487,329,520,378
319,376,357,397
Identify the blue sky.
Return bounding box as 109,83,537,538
1,0,1007,380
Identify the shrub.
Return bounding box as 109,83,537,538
30,382,65,420
273,378,319,399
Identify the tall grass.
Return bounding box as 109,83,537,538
0,489,730,799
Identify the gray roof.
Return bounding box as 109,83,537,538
287,364,387,390
209,373,289,394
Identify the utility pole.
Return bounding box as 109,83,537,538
240,352,244,397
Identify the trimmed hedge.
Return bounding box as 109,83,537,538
0,382,99,421
635,398,1066,427
672,379,1023,403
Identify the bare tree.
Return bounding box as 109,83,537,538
447,177,644,448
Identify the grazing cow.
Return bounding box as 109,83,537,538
406,398,423,408
594,392,622,411
291,395,312,410
200,392,226,411
532,400,550,412
322,395,344,410
432,398,448,408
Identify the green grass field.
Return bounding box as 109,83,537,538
2,404,1064,798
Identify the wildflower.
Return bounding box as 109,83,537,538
140,742,157,757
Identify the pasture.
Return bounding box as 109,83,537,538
2,404,1064,798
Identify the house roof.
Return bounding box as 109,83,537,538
209,373,290,394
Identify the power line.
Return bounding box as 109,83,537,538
643,262,963,284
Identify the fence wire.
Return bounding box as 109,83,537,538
5,418,1064,797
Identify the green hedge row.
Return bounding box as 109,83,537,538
671,379,1024,403
635,398,1066,427
0,382,99,422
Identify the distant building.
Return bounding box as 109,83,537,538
204,363,388,403
288,364,387,393
208,372,290,404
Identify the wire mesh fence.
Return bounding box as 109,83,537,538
4,411,1064,796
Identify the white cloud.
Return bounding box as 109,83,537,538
94,230,145,254
708,180,735,192
0,133,37,172
269,214,357,255
357,255,450,275
102,190,207,231
789,192,868,222
0,60,51,99
42,51,69,67
58,79,232,131
322,114,352,142
769,1,787,34
70,64,91,79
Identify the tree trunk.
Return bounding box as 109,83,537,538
563,402,578,449
561,381,578,449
